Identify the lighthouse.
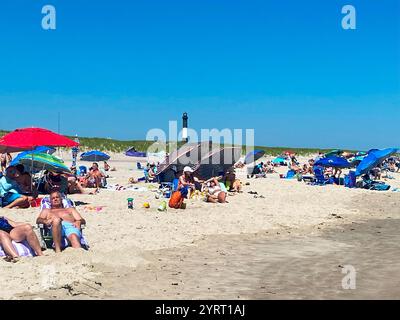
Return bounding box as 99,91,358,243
182,112,188,143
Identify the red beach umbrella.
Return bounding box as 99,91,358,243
0,127,79,153
0,128,80,193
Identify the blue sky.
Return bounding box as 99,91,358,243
0,0,399,150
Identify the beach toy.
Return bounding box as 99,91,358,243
143,202,150,208
157,201,167,212
84,205,105,212
127,198,134,209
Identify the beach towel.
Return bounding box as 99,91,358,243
219,182,228,193
40,196,74,210
370,183,390,191
0,240,36,258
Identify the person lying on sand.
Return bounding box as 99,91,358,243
204,177,227,203
0,216,43,262
36,191,86,253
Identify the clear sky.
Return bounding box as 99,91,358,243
0,0,399,150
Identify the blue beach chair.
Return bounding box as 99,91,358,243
311,166,333,185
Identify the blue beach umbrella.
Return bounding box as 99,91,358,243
315,156,352,168
80,150,110,162
244,150,265,164
355,148,398,176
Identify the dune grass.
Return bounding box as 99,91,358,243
0,129,358,156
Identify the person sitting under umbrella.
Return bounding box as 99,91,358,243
0,166,32,209
44,171,69,195
14,164,35,196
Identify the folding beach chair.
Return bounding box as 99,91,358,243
310,166,332,185
37,195,89,250
78,165,88,176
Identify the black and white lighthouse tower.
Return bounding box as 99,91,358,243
182,112,188,143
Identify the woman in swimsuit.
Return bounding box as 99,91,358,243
205,177,227,203
0,216,43,261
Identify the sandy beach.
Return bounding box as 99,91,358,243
1,154,400,300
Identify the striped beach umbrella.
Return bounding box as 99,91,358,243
17,152,71,174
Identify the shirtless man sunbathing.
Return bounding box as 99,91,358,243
36,191,86,253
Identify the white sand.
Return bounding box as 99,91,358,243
1,153,399,299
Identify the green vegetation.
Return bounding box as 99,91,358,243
0,129,356,156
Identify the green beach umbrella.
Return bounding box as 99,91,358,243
18,152,71,174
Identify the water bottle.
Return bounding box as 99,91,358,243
127,198,134,209
157,201,167,212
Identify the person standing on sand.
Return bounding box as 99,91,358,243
36,191,86,253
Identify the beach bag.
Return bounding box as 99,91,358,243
169,191,184,209
286,170,295,179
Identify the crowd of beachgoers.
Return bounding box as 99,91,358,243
1,145,399,264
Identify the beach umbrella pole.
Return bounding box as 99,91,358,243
31,151,34,194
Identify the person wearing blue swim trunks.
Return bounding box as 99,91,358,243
36,191,86,253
